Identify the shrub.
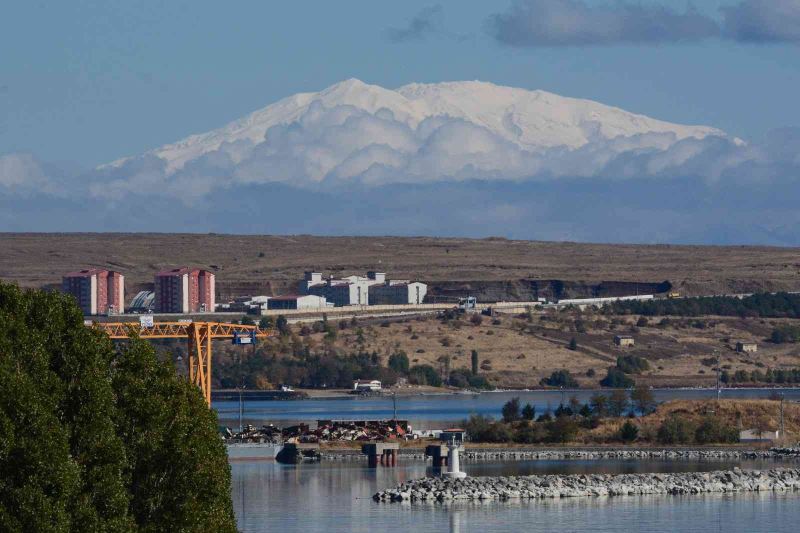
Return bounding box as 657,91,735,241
464,415,512,443
619,420,639,442
540,369,579,388
408,365,442,387
771,325,800,344
470,314,483,326
636,316,649,327
616,355,650,374
694,417,739,444
547,416,580,443
657,415,696,444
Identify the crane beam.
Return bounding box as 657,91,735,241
91,321,275,406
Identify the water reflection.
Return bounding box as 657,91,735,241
231,458,800,533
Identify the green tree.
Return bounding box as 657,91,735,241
240,315,255,325
600,367,635,388
258,316,274,329
521,403,536,421
502,397,521,422
619,420,639,443
275,315,290,336
408,365,442,387
568,337,578,350
471,349,479,375
0,283,132,532
0,282,237,532
388,351,410,374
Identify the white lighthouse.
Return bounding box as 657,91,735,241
440,429,467,479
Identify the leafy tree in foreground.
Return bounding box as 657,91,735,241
0,282,236,532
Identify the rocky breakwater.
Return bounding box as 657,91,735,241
373,468,800,503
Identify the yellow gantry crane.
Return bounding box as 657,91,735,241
93,321,275,406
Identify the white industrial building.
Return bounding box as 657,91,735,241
302,271,427,307
369,280,427,305
267,294,328,310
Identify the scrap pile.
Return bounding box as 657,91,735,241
222,420,411,443
223,423,309,443
300,420,410,443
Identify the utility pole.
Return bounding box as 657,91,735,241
392,393,397,422
715,350,721,401
780,395,785,437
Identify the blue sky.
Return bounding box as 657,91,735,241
3,0,800,167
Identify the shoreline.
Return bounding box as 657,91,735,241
213,385,800,402
373,468,800,503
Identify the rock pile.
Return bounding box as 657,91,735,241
373,468,800,503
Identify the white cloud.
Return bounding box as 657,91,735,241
0,153,60,195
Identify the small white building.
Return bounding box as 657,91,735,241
614,335,635,347
353,379,382,392
736,341,758,353
267,294,328,310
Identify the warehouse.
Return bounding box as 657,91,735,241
369,281,427,305
302,271,426,306
267,294,328,310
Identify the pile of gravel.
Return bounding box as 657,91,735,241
373,468,800,503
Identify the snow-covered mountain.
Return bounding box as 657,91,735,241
104,78,727,182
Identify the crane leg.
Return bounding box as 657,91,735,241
188,323,213,407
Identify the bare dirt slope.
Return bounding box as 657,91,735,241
303,312,800,389
2,233,800,299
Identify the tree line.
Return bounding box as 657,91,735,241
610,292,800,318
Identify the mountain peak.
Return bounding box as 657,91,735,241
106,79,727,177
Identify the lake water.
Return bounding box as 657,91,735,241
230,457,800,532
214,388,800,428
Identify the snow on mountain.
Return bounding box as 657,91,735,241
106,78,726,176
89,78,747,201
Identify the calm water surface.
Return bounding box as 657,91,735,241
215,388,800,427
231,458,799,533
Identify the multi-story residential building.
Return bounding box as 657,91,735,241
154,267,215,313
62,269,125,315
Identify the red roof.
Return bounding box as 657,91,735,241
155,267,214,277
64,268,107,278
